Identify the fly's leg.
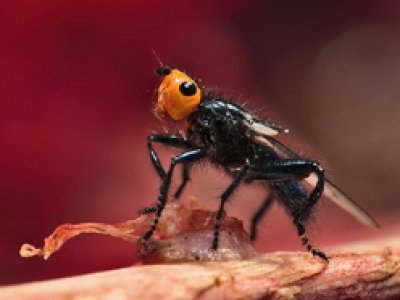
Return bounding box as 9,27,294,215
142,148,205,241
141,134,192,215
294,220,329,261
249,193,274,242
249,159,324,220
290,161,324,223
283,160,328,261
139,163,190,215
174,163,190,199
212,162,249,250
148,134,191,180
248,159,327,260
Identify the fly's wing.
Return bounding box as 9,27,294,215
246,116,290,136
305,175,379,228
249,126,379,229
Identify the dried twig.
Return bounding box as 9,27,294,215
1,241,400,300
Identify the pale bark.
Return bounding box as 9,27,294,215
1,237,400,300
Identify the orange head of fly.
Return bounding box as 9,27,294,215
154,66,201,121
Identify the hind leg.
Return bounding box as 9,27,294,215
247,159,328,260
293,219,329,261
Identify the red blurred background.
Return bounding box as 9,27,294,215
1,0,400,285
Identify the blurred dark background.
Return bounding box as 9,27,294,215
1,0,400,285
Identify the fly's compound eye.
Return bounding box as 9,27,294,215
179,81,197,96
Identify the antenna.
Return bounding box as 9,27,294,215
151,48,164,67
151,49,171,76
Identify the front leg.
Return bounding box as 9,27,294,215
148,134,191,180
139,134,193,215
143,148,206,241
140,162,192,217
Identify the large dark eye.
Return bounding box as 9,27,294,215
179,81,197,96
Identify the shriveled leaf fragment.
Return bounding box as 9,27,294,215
20,196,258,262
20,215,151,259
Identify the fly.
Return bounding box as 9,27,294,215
141,65,379,261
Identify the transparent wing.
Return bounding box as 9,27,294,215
252,133,379,228
246,116,290,136
305,174,379,228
